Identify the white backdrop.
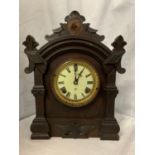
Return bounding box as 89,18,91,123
19,0,134,119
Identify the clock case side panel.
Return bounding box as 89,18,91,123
30,65,51,139
101,70,120,140
23,36,51,139
101,35,127,140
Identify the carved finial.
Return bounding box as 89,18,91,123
65,11,85,23
104,35,127,74
111,35,127,50
23,35,39,51
23,35,45,74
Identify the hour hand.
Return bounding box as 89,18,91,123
73,64,78,85
74,75,78,85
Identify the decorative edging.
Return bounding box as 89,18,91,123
31,85,45,97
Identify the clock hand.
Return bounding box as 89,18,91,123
73,64,78,85
73,73,78,85
76,67,85,84
74,64,78,72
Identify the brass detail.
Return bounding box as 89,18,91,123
67,19,83,34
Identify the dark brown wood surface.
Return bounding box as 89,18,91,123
23,11,127,140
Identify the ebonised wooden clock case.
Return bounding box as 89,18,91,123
23,11,127,140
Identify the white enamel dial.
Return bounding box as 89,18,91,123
52,60,100,107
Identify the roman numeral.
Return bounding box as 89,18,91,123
58,81,64,84
66,67,71,73
60,74,66,77
85,87,91,93
87,81,94,84
66,92,71,98
85,73,91,78
74,94,77,100
60,87,67,94
81,93,85,98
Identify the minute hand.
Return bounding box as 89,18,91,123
77,68,85,82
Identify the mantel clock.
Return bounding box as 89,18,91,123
23,11,127,140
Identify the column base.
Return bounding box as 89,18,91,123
30,117,51,139
100,118,120,140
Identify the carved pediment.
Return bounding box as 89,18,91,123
45,11,105,42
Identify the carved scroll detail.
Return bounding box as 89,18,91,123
23,35,45,73
103,35,127,74
56,122,95,138
45,11,104,42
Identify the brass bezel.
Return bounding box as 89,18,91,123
51,60,100,107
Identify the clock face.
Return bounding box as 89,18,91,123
51,60,100,107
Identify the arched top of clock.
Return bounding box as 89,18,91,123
39,10,111,56
23,11,127,74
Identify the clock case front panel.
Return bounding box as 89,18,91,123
23,11,127,140
45,54,105,138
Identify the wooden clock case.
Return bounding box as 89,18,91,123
23,11,127,140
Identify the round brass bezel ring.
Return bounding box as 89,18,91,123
51,60,100,107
